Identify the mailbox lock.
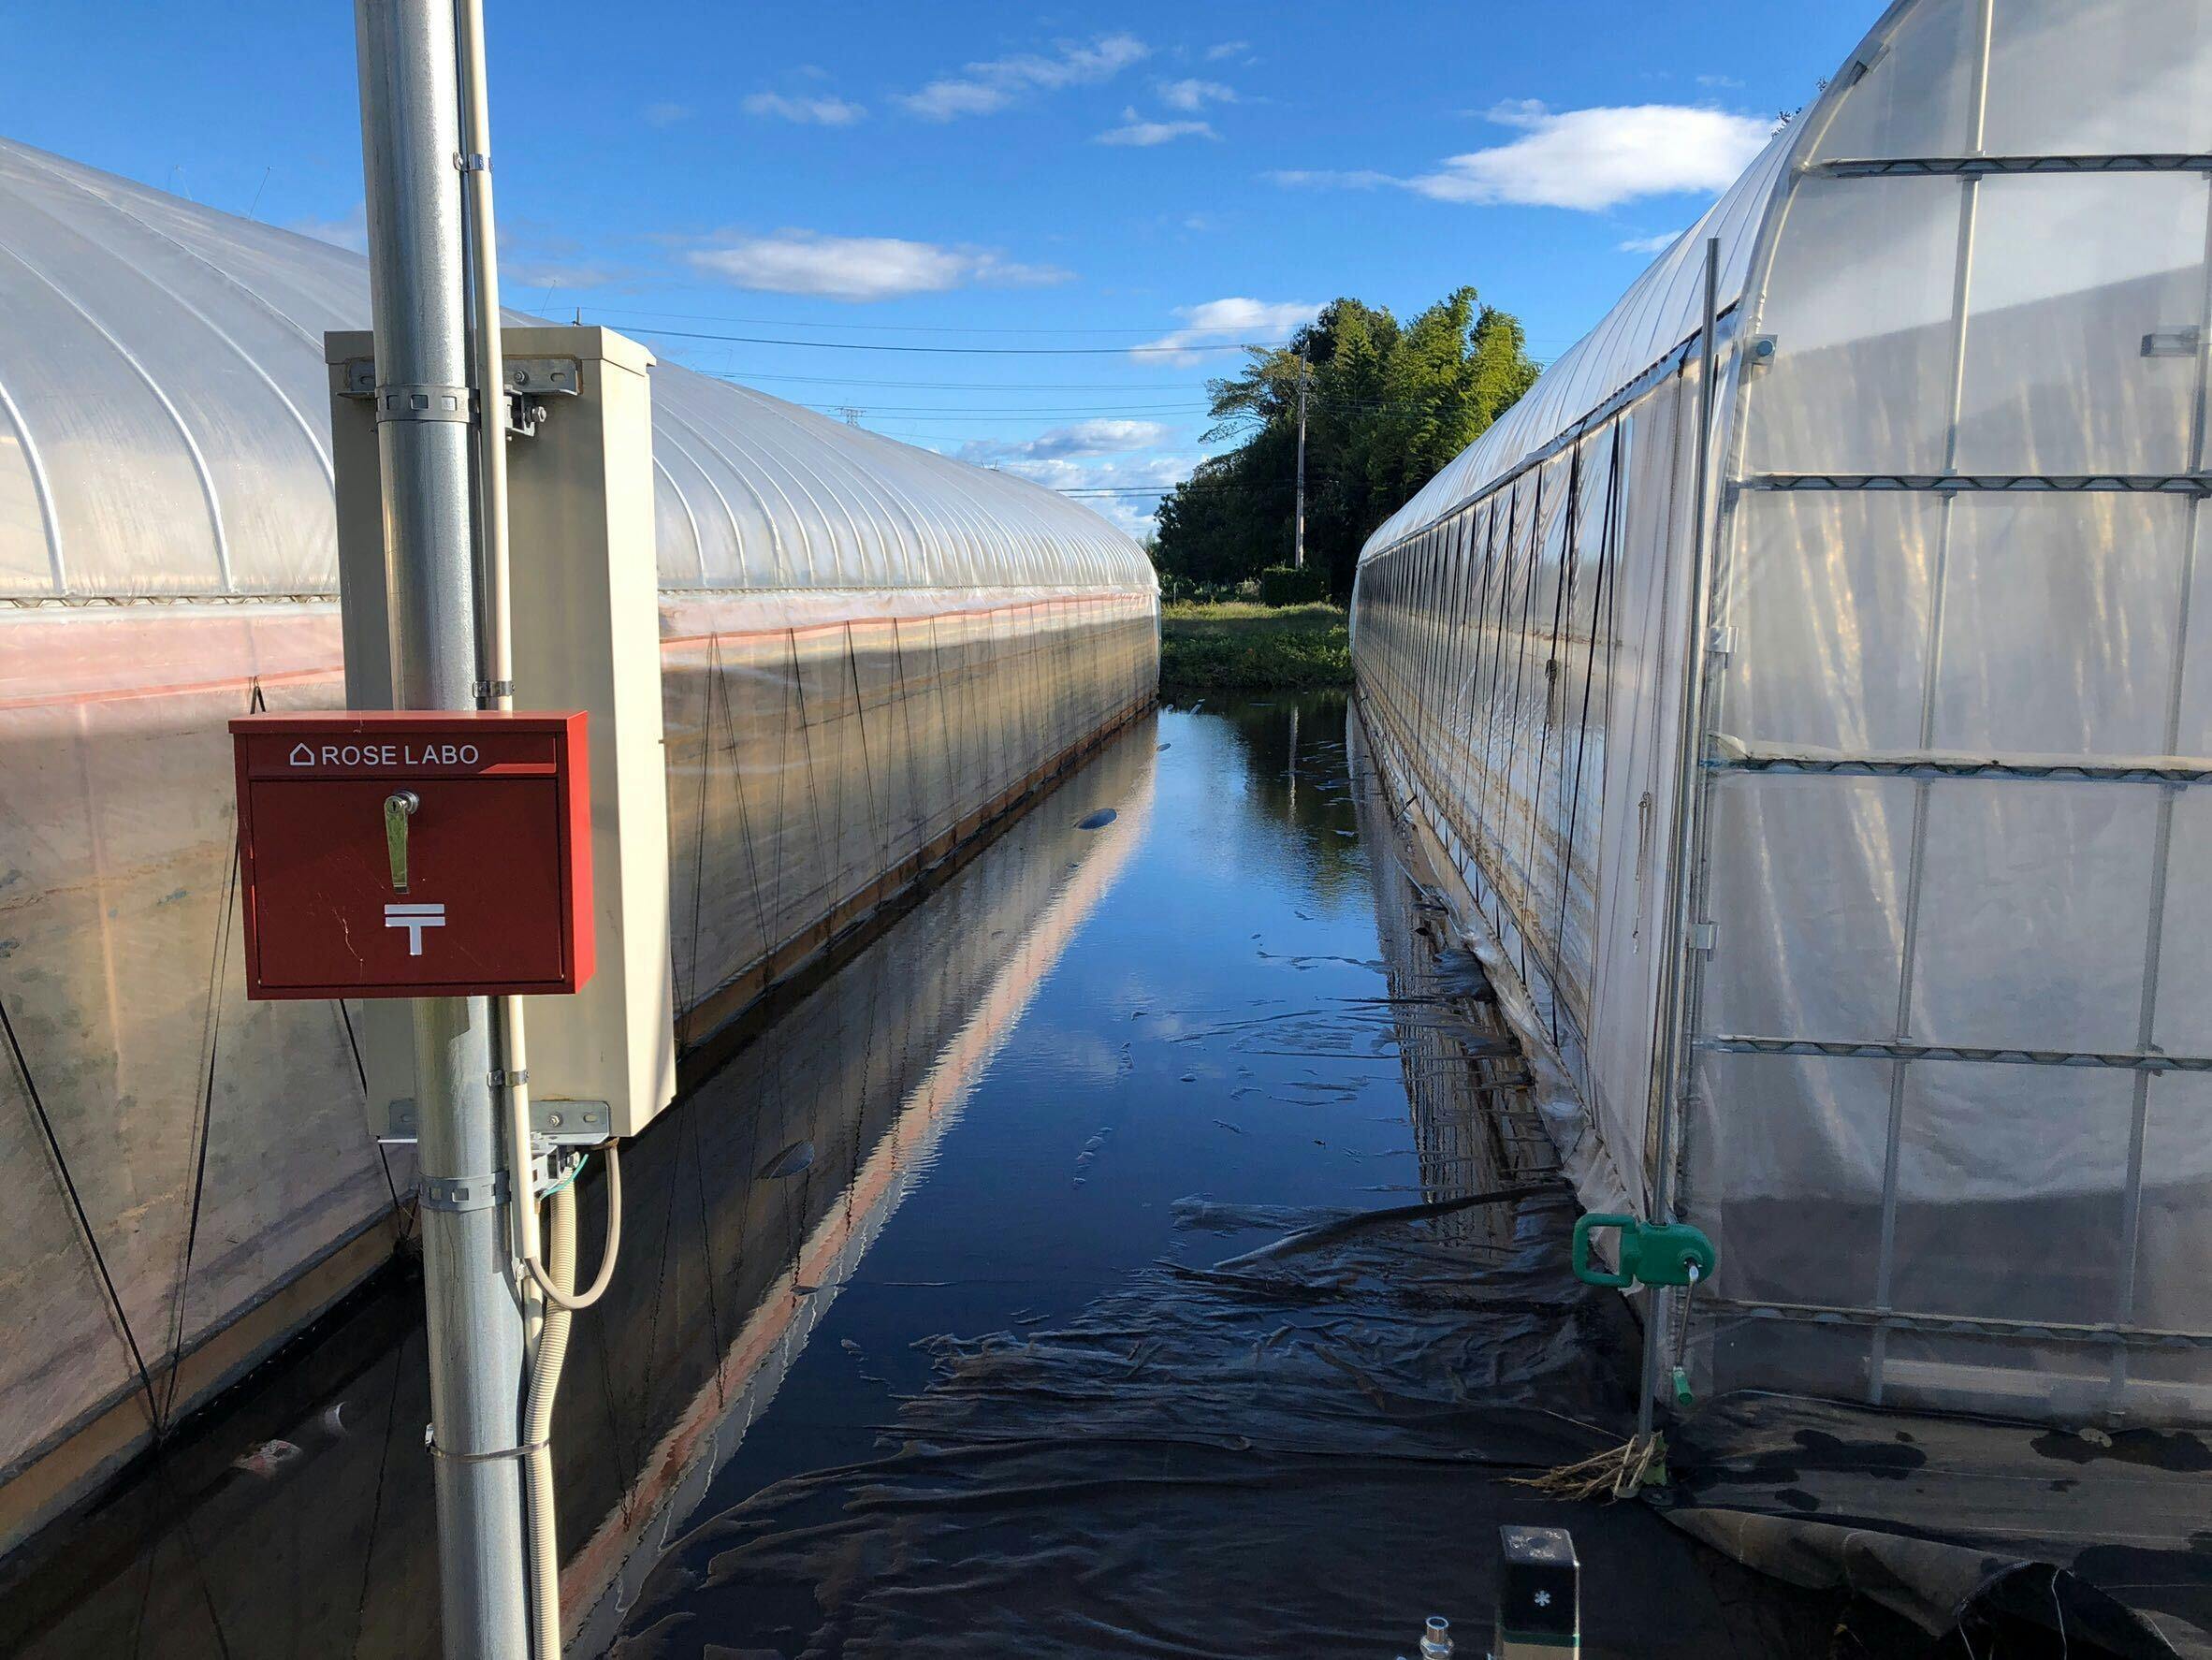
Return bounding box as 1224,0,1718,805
385,790,420,893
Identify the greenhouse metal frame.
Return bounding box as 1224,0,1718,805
1352,0,2212,1424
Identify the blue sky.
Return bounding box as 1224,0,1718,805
0,2,1872,537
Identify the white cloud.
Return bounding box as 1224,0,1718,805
957,420,1171,464
685,230,1068,301
1617,231,1683,255
1266,167,1396,190
1132,297,1317,365
1273,101,1775,212
643,101,693,127
1204,40,1251,63
743,91,866,125
1697,74,1746,90
504,260,623,294
966,452,1194,536
1096,109,1216,147
897,34,1149,121
1159,78,1236,112
288,201,367,253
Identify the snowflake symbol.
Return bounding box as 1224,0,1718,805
1533,1591,1551,1608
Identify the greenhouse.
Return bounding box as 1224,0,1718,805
1351,0,2212,1425
0,134,1156,1543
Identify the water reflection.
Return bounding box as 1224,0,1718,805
0,719,1157,1660
0,692,1573,1659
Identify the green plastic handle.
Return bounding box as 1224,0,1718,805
1572,1214,1637,1288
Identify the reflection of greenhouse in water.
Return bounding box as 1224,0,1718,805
1352,0,2212,1424
1357,716,1558,1250
0,717,1156,1659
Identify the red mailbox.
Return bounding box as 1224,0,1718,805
230,711,595,999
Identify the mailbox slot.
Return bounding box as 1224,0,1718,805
231,712,594,999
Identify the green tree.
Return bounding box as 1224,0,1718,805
1151,287,1538,600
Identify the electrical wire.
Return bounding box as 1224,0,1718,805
703,370,1227,391
629,323,1302,357
526,1141,623,1311
539,1154,587,1200
582,303,1266,338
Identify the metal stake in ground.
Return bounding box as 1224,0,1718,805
352,1,531,1653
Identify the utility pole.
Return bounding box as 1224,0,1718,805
1293,347,1309,571
353,1,530,1653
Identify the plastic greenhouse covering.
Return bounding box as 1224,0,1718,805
0,135,1156,1532
1350,0,2212,1426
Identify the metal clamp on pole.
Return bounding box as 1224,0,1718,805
419,1172,511,1213
1570,1214,1717,1290
1573,1214,1717,1411
428,1435,549,1465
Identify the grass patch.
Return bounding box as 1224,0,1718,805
1159,601,1352,692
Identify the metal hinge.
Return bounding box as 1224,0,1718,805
2142,327,2202,358
382,1095,610,1144
1688,921,1718,953
505,358,581,397
532,1100,611,1141
502,358,579,441
1707,624,1739,658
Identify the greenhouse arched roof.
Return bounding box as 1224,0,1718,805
1361,125,1791,561
0,135,1153,604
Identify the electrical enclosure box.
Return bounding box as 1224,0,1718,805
230,711,594,998
327,325,676,1138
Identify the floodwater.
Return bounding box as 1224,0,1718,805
0,693,1826,1658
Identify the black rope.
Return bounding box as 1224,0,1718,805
1552,424,1624,1011
786,628,835,942
713,628,777,994
845,620,887,883
349,1335,410,1656
686,1091,728,1414
155,677,269,1428
0,972,162,1429
339,999,415,1243
888,618,928,864
138,1453,237,1660
1474,488,1521,869
1520,444,1581,1044
677,632,719,1030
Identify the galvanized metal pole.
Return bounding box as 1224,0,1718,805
1637,235,1723,1440
352,2,530,1653
1293,348,1309,571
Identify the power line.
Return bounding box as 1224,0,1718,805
582,303,1265,339
1054,477,1337,496
632,323,1301,357
799,402,1214,417
585,303,1579,356
701,369,1226,392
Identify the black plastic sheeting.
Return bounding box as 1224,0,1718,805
1667,1392,2212,1658
607,1186,1844,1658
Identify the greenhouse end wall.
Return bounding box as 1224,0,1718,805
1353,0,2212,1425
